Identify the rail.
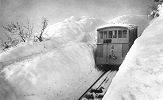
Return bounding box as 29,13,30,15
78,67,118,100
78,71,108,100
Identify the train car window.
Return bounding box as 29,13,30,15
108,31,113,38
122,30,127,38
100,31,103,39
104,39,111,43
113,30,117,38
107,32,109,38
118,30,122,38
104,31,107,39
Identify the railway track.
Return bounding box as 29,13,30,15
78,69,117,100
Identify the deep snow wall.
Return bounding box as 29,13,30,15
0,16,105,100
1,42,100,100
0,16,104,65
103,5,163,100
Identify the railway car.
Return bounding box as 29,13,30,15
95,24,138,67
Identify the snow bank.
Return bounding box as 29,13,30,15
103,6,163,100
108,15,150,36
1,42,101,100
0,16,104,68
43,16,104,43
0,16,105,100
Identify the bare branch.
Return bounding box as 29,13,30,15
37,17,48,42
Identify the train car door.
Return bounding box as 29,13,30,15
104,43,112,64
108,44,123,65
106,44,111,64
103,43,109,64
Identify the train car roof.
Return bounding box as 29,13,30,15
97,23,137,31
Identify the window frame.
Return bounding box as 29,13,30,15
104,31,107,39
100,31,103,39
113,30,117,38
118,30,122,38
108,31,113,38
122,30,127,38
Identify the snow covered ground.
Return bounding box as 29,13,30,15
0,16,105,100
103,5,163,100
0,13,152,100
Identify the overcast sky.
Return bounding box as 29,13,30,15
0,0,153,38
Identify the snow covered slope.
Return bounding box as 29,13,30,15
103,6,163,100
0,16,105,100
0,16,105,67
108,15,150,36
43,16,104,43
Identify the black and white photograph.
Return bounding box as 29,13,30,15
0,0,163,100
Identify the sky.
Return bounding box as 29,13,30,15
0,0,153,40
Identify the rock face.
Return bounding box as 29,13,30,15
102,10,163,100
